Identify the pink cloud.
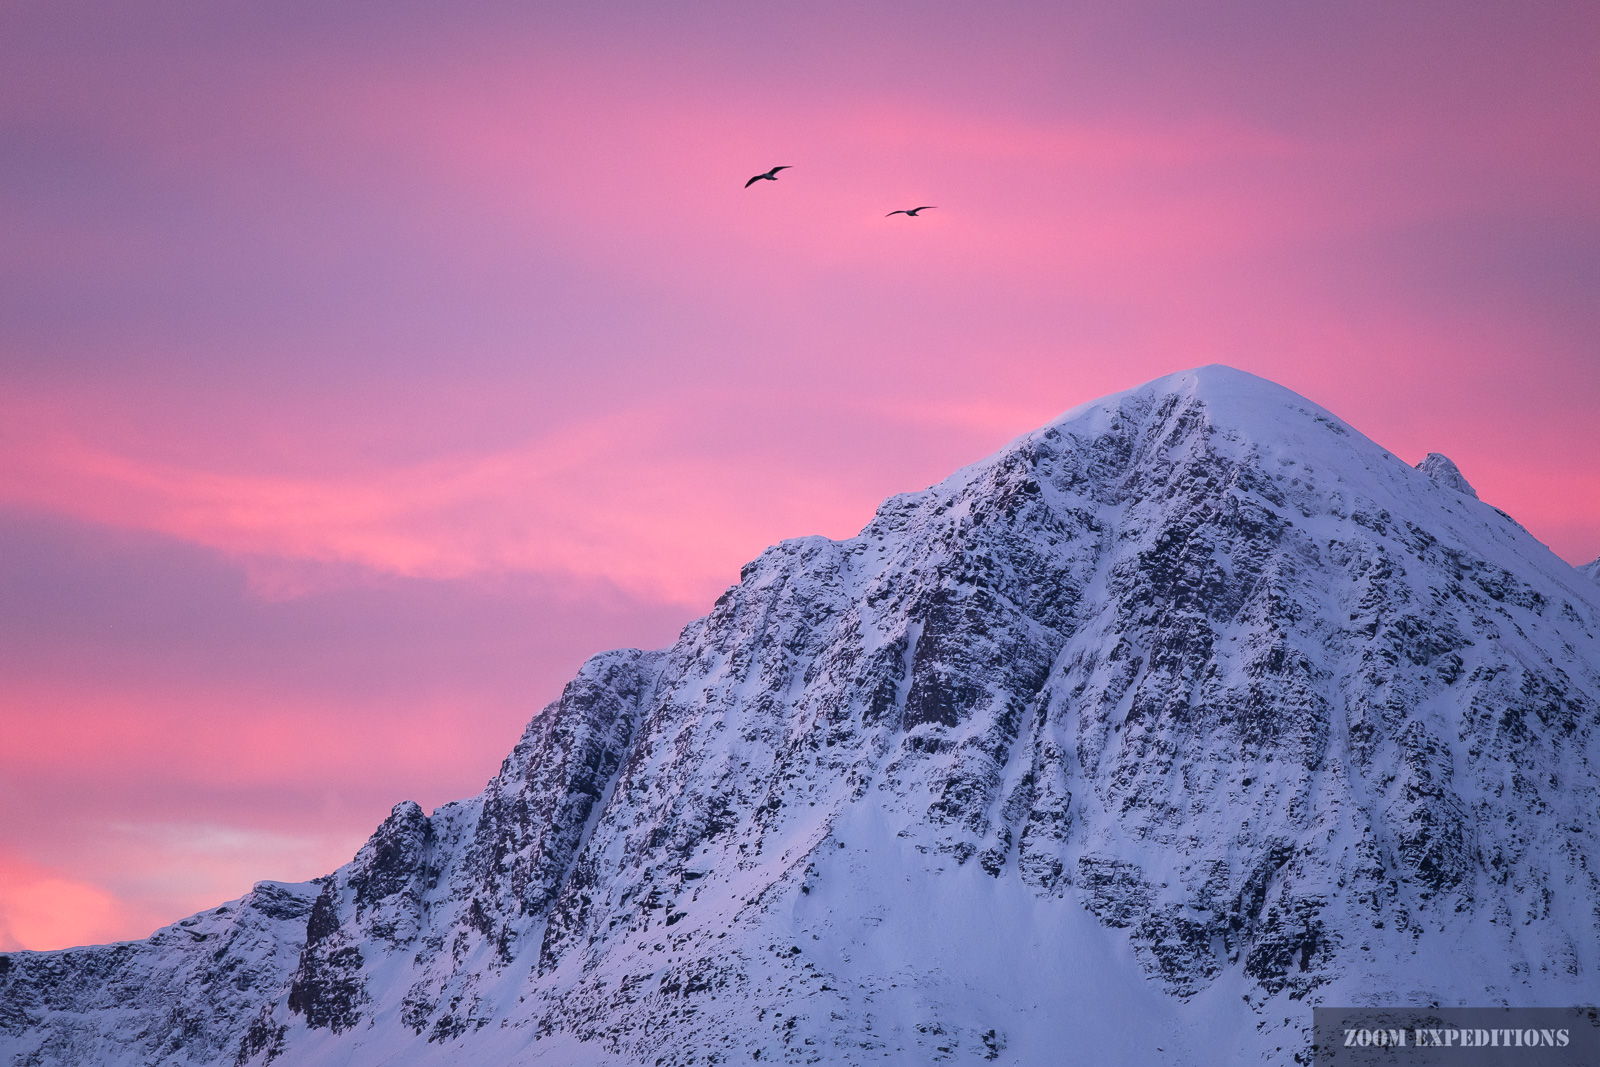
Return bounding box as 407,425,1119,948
1,679,494,792
0,393,882,604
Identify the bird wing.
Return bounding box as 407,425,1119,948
912,206,936,213
745,166,790,187
886,210,907,216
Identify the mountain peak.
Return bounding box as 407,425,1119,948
1414,452,1479,498
1037,364,1356,442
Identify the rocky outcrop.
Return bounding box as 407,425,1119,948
1414,452,1478,499
4,366,1597,1067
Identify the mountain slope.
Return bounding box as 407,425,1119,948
5,366,1599,1067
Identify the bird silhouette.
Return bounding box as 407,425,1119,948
744,166,792,188
887,206,936,217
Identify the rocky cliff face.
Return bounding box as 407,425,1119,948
5,366,1598,1067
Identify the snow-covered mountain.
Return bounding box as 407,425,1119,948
5,366,1599,1066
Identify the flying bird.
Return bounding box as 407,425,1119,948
887,206,936,217
744,165,791,188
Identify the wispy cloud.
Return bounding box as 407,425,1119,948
0,396,877,604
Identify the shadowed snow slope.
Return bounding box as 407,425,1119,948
5,366,1599,1066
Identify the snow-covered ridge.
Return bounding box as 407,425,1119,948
4,365,1598,1067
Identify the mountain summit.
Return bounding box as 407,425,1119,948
4,366,1598,1066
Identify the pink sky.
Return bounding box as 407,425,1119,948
2,0,1598,950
